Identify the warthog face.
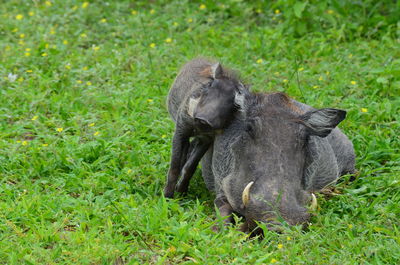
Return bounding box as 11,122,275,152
227,92,346,230
189,63,246,130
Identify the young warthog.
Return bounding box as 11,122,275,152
202,91,355,231
164,58,247,198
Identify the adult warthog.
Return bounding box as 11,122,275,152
202,91,355,232
164,58,247,198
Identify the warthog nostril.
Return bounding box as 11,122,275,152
194,117,212,128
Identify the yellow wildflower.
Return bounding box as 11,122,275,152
274,9,280,14
147,99,154,103
16,140,21,143
298,67,304,71
277,244,283,249
100,18,107,23
25,48,31,52
92,46,100,51
80,33,87,38
173,22,179,27
187,18,193,23
283,79,288,83
287,236,292,241
77,80,83,84
82,66,88,71
348,224,354,229
149,43,156,48
89,123,95,127
313,85,319,89
318,76,323,81
361,108,368,113
165,38,172,43
326,71,330,75
25,52,31,57
16,14,23,20
42,143,48,147
63,40,68,45
270,258,278,264
199,4,206,10
93,131,100,136
28,11,34,16
56,128,63,132
127,169,132,174
131,10,137,15
19,33,25,38
350,81,357,85
45,1,52,6
31,116,38,121
41,53,48,57
327,9,334,14
82,2,89,8
26,70,33,73
150,9,155,14
168,246,176,252
22,141,28,146
256,59,263,64
86,81,92,86
161,134,167,138
65,64,71,70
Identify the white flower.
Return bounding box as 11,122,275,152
8,73,18,82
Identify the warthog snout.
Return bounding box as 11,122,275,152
194,116,213,130
240,181,315,230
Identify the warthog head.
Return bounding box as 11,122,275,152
188,63,246,130
226,92,346,230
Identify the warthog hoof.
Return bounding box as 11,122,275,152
163,186,175,198
175,180,189,194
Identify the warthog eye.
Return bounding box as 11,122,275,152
202,81,213,91
245,121,256,138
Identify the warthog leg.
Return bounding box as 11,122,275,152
215,196,234,226
176,137,212,193
164,129,191,198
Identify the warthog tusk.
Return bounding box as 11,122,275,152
310,193,318,211
187,97,200,118
242,181,254,207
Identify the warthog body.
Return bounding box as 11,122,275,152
202,92,355,230
164,58,246,198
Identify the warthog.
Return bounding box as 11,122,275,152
164,58,247,198
202,91,355,231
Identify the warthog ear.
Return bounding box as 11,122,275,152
234,91,245,111
211,63,223,79
234,83,249,111
300,108,346,137
237,82,247,93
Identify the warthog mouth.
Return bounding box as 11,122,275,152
240,182,318,234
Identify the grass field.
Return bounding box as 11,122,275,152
1,1,399,264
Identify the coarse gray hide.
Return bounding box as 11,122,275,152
202,92,355,231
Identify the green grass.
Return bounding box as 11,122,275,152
1,0,399,264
